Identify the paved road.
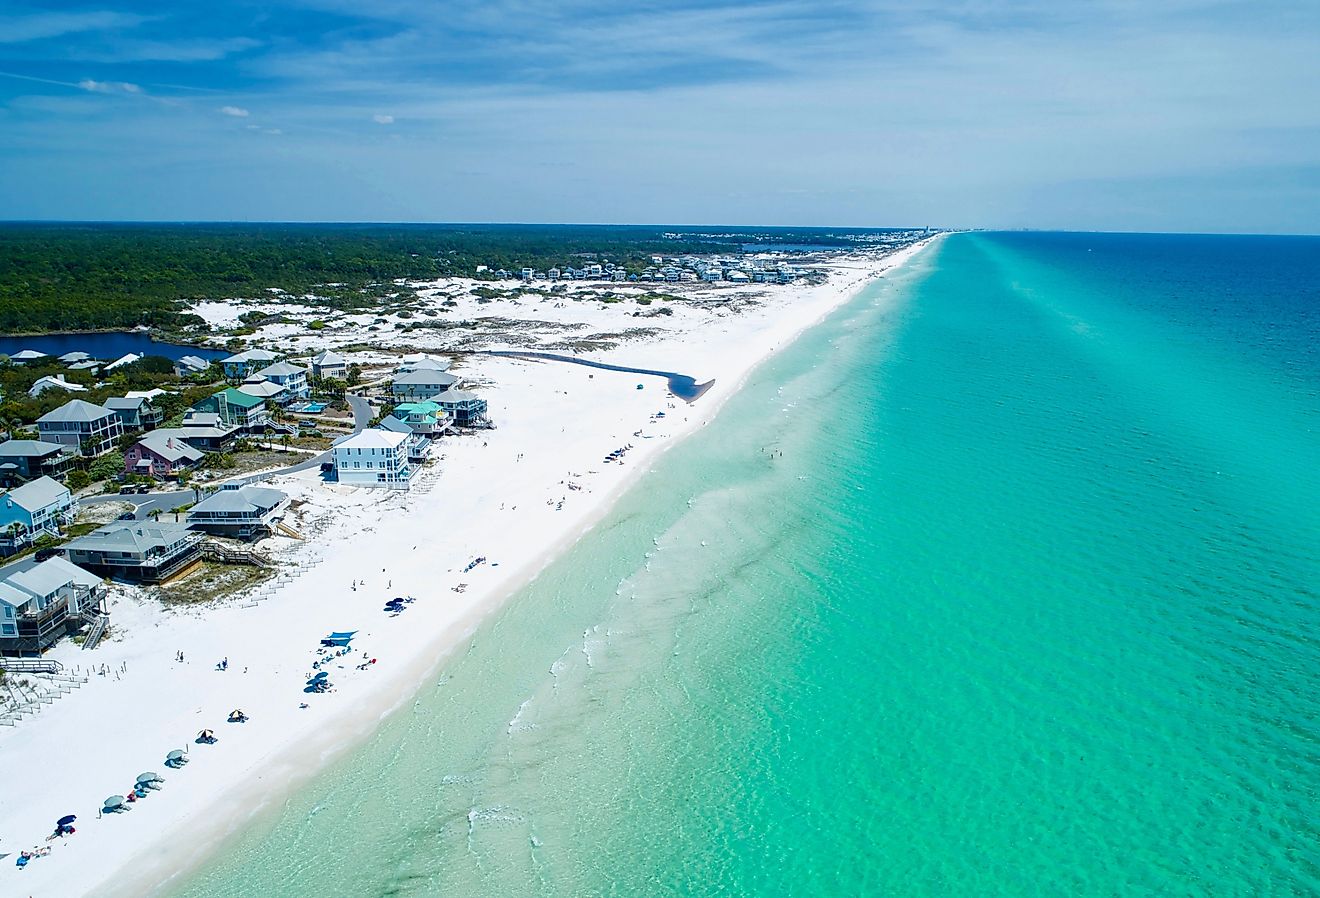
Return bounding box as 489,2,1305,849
76,396,375,520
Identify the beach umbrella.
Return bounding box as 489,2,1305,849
136,772,161,785
103,796,125,810
166,750,185,762
57,815,76,826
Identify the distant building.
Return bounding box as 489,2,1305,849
253,361,310,400
435,390,490,428
57,351,92,365
0,440,76,483
396,354,450,375
28,375,87,398
187,483,288,540
391,369,459,400
64,522,204,583
331,429,413,489
0,556,107,657
8,349,48,364
36,399,123,457
174,355,211,377
104,395,164,431
149,411,240,452
310,349,347,381
124,431,206,479
104,353,141,371
0,476,75,555
221,348,281,380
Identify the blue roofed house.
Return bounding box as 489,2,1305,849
36,398,124,457
0,556,108,656
0,476,75,555
253,362,310,401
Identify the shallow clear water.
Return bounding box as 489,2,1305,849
169,233,1320,897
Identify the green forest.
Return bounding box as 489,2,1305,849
0,223,913,334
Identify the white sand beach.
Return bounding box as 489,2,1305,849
0,239,932,897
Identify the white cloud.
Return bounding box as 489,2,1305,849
78,79,141,94
220,105,250,117
373,114,394,124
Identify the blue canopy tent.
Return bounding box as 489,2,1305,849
321,630,357,647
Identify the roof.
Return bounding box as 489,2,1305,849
217,388,266,409
104,353,141,370
222,348,281,364
333,429,408,450
155,424,234,441
312,349,346,365
176,355,209,369
37,398,115,424
125,389,169,400
58,351,92,363
10,349,48,361
7,556,97,598
0,439,68,459
65,522,197,555
393,401,441,416
0,581,32,610
1,476,70,513
29,376,87,396
393,370,458,386
397,354,450,373
190,484,286,515
105,396,147,411
437,390,482,404
135,432,205,464
237,381,287,399
68,360,101,371
376,415,411,434
182,411,222,428
254,361,307,378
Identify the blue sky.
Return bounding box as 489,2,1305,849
0,0,1317,231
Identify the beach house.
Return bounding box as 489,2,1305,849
105,395,164,431
64,522,204,582
391,369,459,400
395,354,450,375
187,483,288,540
435,390,490,428
149,412,240,452
36,399,124,457
331,429,413,488
194,388,269,429
0,440,76,482
28,375,88,398
174,355,211,377
220,348,280,379
124,432,206,479
0,476,75,554
0,556,108,656
237,376,289,404
8,349,48,364
310,349,347,381
253,361,310,401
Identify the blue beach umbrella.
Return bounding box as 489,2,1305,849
57,814,76,826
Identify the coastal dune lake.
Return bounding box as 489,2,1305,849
170,233,1320,897
0,332,226,362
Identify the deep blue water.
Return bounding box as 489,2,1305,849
0,332,226,362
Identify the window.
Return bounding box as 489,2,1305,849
2,623,14,635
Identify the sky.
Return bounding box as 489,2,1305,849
0,0,1317,232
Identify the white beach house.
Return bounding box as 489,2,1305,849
310,349,347,381
331,429,413,488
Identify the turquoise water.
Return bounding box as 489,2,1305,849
169,233,1320,897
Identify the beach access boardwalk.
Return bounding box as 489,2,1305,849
480,351,714,402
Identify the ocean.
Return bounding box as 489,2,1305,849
167,232,1320,897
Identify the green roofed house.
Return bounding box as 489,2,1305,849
194,388,269,430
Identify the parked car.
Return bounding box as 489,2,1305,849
116,511,137,521
34,547,61,562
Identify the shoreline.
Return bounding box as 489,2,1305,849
2,238,938,898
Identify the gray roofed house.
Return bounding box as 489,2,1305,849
124,431,205,478
0,555,107,656
0,439,75,481
396,354,450,375
28,375,87,397
187,483,289,540
64,521,204,582
310,349,347,380
222,348,281,379
58,351,93,364
68,359,101,372
36,398,124,457
391,369,459,400
174,355,211,377
435,390,490,428
237,377,288,401
253,361,309,401
105,395,164,430
9,349,48,363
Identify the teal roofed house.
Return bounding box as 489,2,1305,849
194,388,269,429
391,401,451,435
